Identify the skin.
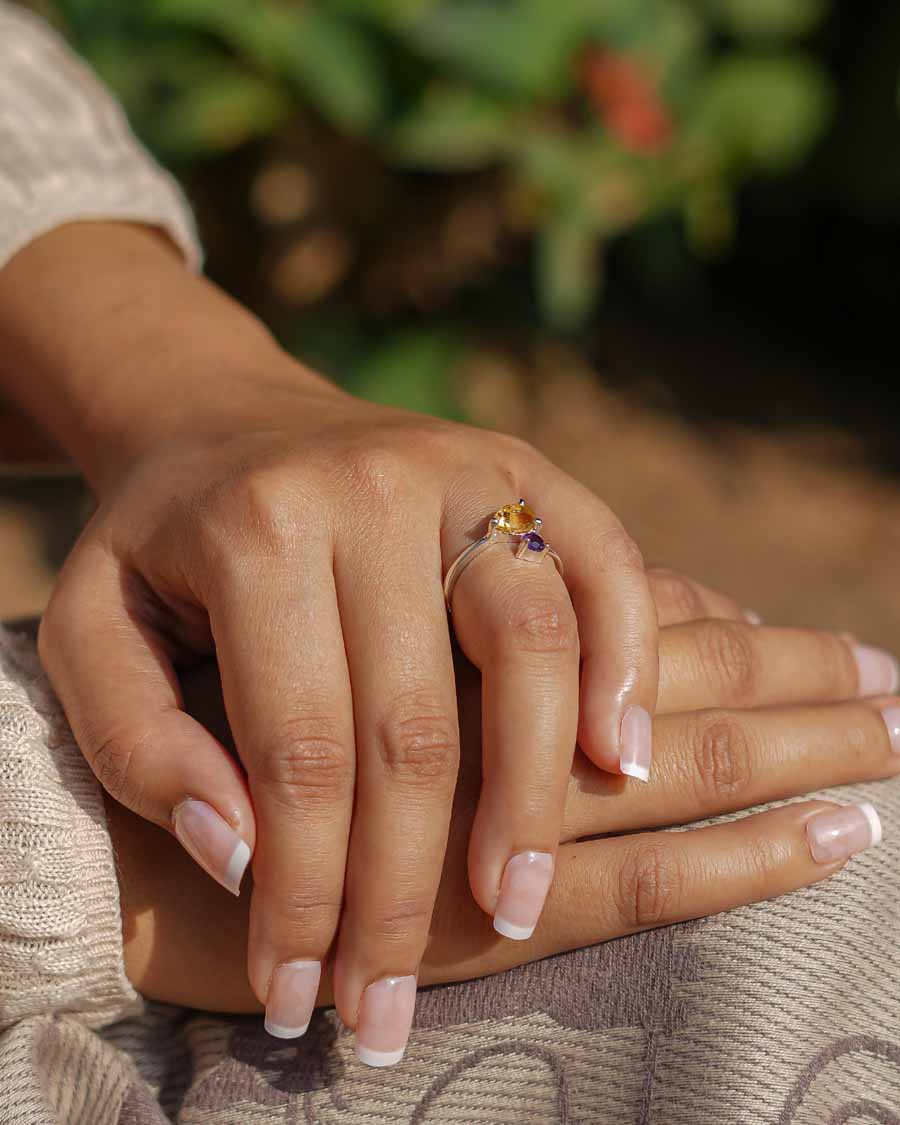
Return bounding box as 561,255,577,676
0,221,660,1028
111,569,899,1015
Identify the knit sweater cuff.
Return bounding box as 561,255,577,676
0,625,143,1030
0,3,202,273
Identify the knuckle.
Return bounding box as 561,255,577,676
371,900,435,947
85,726,150,817
591,526,645,575
502,594,579,658
341,445,406,509
255,717,354,803
685,710,754,803
698,619,759,701
374,697,459,785
649,568,703,623
613,840,687,931
197,470,303,561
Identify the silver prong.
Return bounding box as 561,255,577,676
534,517,543,528
518,498,526,507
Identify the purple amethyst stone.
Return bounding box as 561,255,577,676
523,531,545,551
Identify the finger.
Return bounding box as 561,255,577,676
646,567,750,627
657,620,900,715
449,527,579,940
424,800,882,982
540,475,659,781
39,537,255,896
207,537,355,1036
330,531,459,1067
564,697,900,839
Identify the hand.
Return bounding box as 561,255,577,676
19,228,661,1044
111,569,897,1065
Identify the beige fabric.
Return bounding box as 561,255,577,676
1,623,900,1124
0,2,201,272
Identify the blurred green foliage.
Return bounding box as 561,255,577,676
47,0,833,329
30,0,857,417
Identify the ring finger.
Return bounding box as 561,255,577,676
448,505,580,942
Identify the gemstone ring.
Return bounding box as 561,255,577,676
442,499,564,610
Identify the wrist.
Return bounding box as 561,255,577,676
0,222,335,492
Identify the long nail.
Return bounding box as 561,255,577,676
493,850,554,940
807,802,882,864
172,797,251,896
620,705,652,782
853,644,900,696
355,975,417,1067
882,706,900,753
265,960,321,1039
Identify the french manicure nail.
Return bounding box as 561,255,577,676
882,706,900,753
744,610,763,625
355,975,417,1067
853,644,900,697
172,797,251,896
265,960,321,1038
620,705,652,782
493,850,554,940
806,802,882,864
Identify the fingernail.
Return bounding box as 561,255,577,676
172,797,251,896
853,644,900,696
620,705,652,782
882,706,900,753
806,802,883,864
264,960,321,1038
744,610,763,625
493,850,554,940
355,975,417,1067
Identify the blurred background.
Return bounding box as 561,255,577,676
2,0,900,643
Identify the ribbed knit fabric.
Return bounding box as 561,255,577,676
0,625,142,1032
0,2,201,272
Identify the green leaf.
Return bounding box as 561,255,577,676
690,54,833,172
408,0,592,98
344,331,464,418
148,0,386,131
388,84,513,168
536,202,601,329
706,0,830,42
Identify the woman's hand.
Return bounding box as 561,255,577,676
111,569,897,1065
0,226,664,1044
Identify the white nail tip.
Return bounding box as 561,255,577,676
223,838,252,896
858,801,883,848
264,1019,310,1039
355,1045,407,1067
493,916,536,941
620,761,650,782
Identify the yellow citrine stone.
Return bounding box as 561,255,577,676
493,501,537,534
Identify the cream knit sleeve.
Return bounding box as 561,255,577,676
0,2,201,271
0,624,142,1030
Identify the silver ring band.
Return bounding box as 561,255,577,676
443,499,564,610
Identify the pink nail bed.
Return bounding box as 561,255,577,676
265,960,321,1038
493,850,554,940
355,975,417,1067
620,705,652,782
172,797,251,896
744,610,763,626
853,644,900,697
806,802,882,864
881,706,900,753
